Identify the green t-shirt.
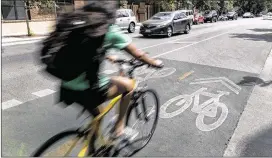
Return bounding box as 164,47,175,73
61,25,132,91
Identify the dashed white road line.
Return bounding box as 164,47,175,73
2,99,23,110
169,41,196,44
32,89,56,97
152,29,237,58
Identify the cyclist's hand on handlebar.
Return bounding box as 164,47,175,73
151,59,164,68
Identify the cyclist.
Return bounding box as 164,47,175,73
59,2,163,140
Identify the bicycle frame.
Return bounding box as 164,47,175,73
56,59,148,157
74,79,137,157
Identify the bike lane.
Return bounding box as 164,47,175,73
133,58,257,156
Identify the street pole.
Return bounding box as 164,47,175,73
24,0,31,36
54,1,57,19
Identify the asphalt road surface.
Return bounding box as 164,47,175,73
2,18,272,156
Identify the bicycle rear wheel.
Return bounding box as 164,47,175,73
31,129,88,157
122,89,160,156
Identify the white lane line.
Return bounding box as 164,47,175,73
138,28,233,50
171,41,197,44
32,89,56,97
2,99,23,110
152,30,236,58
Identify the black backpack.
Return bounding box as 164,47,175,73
40,1,117,82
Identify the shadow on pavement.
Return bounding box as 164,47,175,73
249,28,272,32
230,32,272,42
240,125,272,157
237,76,272,87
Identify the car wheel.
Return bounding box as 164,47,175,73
128,22,135,33
166,26,173,37
184,24,190,34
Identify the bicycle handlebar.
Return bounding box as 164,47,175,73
111,57,163,78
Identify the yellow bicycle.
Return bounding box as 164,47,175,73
31,58,162,157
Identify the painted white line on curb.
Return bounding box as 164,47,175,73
32,89,56,97
2,40,42,47
2,99,23,110
152,30,236,58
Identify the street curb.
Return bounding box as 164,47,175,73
2,27,140,43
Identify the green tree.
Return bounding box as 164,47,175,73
234,0,269,15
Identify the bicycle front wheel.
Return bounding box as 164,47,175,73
124,89,160,156
31,129,88,157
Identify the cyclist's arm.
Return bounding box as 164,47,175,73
107,27,158,66
123,44,158,66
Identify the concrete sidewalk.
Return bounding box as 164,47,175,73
224,47,272,157
2,20,141,37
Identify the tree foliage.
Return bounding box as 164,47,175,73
153,0,271,14
27,0,272,14
27,0,56,9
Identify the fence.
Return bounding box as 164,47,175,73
127,4,156,22
2,0,26,20
2,0,73,21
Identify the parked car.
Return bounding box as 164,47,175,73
227,11,238,20
115,9,137,33
263,12,272,20
218,14,228,21
140,11,191,37
256,13,263,17
193,13,204,24
203,10,218,23
179,10,194,26
243,12,254,18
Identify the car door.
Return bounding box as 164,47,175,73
212,11,217,19
173,12,182,32
122,10,131,28
115,10,124,28
179,13,187,30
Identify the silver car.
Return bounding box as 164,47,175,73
115,9,137,33
263,12,272,20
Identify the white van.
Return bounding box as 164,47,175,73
179,10,194,26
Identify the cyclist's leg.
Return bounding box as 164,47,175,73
106,76,134,136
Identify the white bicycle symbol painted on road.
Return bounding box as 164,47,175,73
160,87,230,131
